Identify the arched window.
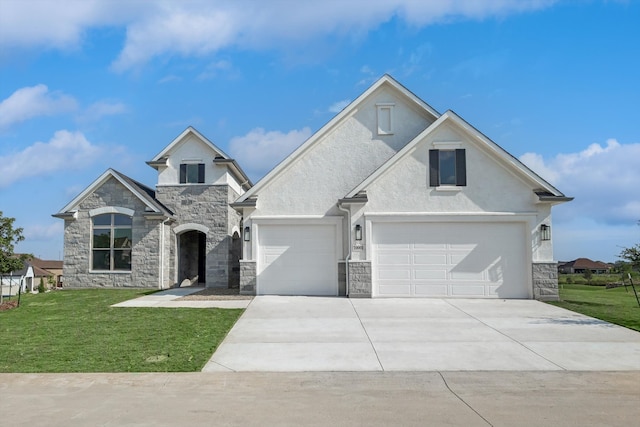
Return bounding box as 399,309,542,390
92,213,132,271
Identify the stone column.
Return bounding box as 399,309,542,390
532,262,559,301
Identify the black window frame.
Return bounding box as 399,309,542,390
91,213,132,272
179,163,205,184
429,149,466,187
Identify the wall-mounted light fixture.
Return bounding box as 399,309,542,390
355,224,363,241
243,226,251,242
540,224,551,241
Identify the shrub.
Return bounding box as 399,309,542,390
38,277,45,293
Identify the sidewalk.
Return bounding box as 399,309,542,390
2,371,639,427
111,287,252,309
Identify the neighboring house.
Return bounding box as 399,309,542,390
53,127,252,289
29,257,63,289
1,256,63,295
1,266,32,296
558,258,612,274
233,75,572,300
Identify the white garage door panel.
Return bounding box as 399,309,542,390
373,222,528,298
258,224,337,296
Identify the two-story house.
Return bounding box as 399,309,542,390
55,75,571,300
54,128,251,289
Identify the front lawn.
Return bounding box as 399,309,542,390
549,284,640,332
0,289,242,372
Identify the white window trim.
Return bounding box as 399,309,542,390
376,103,395,135
90,212,133,273
432,141,462,149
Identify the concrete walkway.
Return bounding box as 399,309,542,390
2,371,639,427
204,296,640,372
111,287,252,309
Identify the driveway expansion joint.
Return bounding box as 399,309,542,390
439,372,494,427
443,299,567,371
349,299,384,371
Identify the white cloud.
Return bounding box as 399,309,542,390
0,1,558,71
23,222,64,241
0,0,141,50
229,127,312,181
0,85,77,129
0,130,103,187
79,101,127,122
197,60,234,81
520,139,640,225
328,99,350,113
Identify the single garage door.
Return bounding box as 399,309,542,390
372,222,528,298
257,224,337,296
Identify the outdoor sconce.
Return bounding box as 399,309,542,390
355,224,363,241
243,226,251,242
540,224,551,241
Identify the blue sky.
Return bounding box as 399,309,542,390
1,0,639,263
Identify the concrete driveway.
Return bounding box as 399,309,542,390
203,296,640,372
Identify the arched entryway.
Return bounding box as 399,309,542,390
178,230,206,285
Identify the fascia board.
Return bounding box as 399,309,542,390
55,169,114,214
55,169,162,215
237,75,441,203
345,113,450,198
150,126,230,162
445,111,565,197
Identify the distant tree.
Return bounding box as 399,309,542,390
0,212,29,303
583,268,593,284
619,244,640,270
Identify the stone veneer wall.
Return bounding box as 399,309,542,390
62,178,161,288
155,184,233,288
348,261,372,298
227,187,242,288
239,261,256,295
532,262,559,301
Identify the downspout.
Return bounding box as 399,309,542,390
337,203,351,297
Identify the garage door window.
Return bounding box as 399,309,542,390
429,149,466,187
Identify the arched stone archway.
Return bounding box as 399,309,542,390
178,230,206,285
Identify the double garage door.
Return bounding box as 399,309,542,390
372,222,528,298
256,221,529,298
257,224,338,296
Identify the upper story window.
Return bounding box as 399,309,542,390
92,213,132,271
179,163,205,184
429,148,466,187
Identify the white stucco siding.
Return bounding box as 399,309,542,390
157,135,226,186
252,86,435,216
534,207,554,261
364,123,536,214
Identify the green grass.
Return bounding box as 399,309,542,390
549,284,640,332
0,289,242,372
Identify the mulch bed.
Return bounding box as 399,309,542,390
0,300,19,311
178,287,254,301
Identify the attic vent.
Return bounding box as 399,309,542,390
376,103,395,135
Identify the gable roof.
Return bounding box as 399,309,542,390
146,126,252,190
148,126,230,163
53,169,173,218
235,74,440,203
343,110,571,202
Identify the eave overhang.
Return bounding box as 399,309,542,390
535,190,574,204
338,192,369,205
213,158,253,191
230,197,257,212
